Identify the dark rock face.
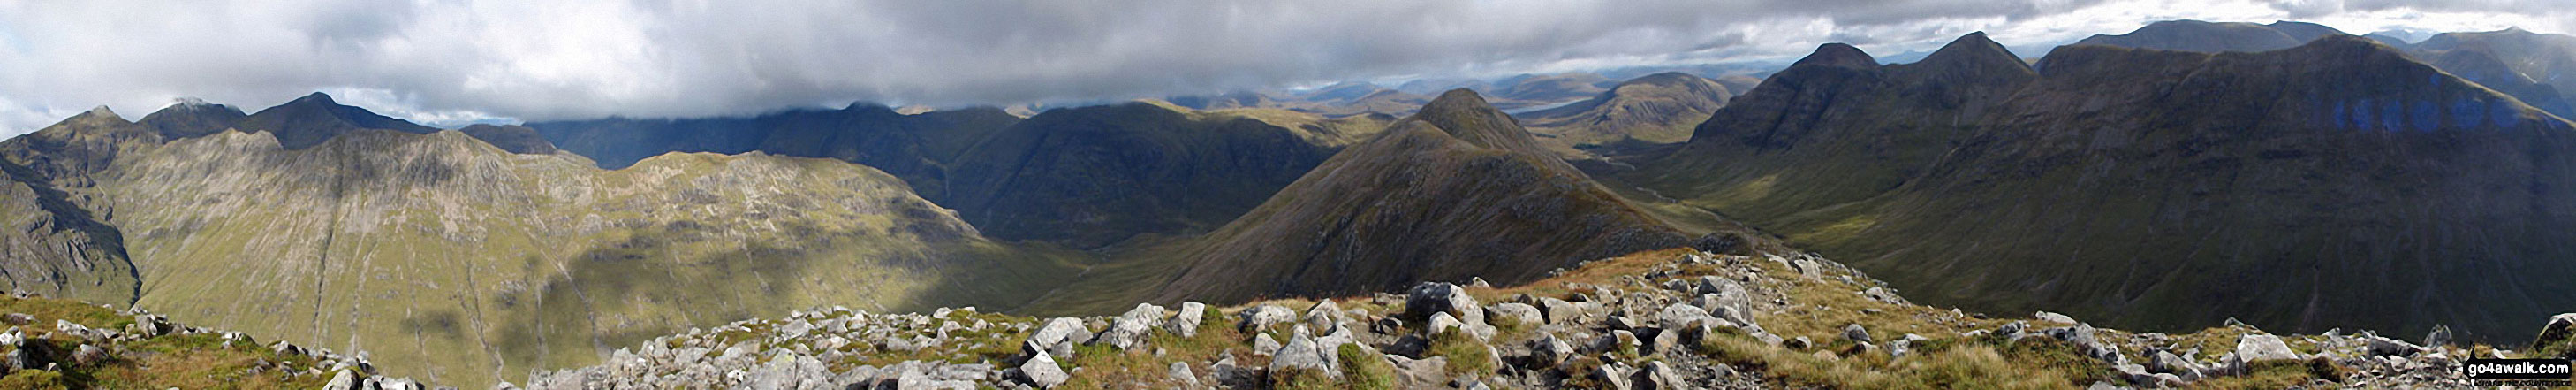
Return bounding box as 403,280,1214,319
1154,90,1689,302
527,103,1022,193
458,125,558,155
1640,33,2576,342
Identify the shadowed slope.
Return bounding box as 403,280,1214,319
1640,34,2576,342
1148,89,1689,302
940,103,1389,248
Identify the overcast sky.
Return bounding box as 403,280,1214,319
1,0,2568,136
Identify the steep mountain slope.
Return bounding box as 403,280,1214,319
1519,72,1733,157
2074,20,2347,53
2410,28,2576,119
1639,34,2576,342
1644,33,2038,220
1146,89,1691,302
527,103,1023,196
940,102,1390,248
0,108,140,305
0,99,1091,387
2077,22,2576,119
232,93,442,149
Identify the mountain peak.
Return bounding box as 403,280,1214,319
291,92,336,105
1406,88,1553,155
1793,43,1878,69
1917,32,2028,72
83,105,117,119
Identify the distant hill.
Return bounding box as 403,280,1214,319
2410,28,2576,119
2074,20,2349,53
527,103,1024,197
1148,89,1690,302
1638,33,2576,342
2075,21,2576,119
1518,72,1733,157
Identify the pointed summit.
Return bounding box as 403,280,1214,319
291,91,336,104
1792,43,1878,70
80,105,119,119
1405,88,1548,154
1918,32,2029,72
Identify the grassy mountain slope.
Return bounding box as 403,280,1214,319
1638,34,2576,342
1142,89,1691,303
939,103,1390,248
1519,72,1733,157
0,100,1092,387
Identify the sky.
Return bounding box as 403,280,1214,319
0,0,2569,136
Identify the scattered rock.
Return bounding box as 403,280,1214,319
1028,317,1089,348
1166,302,1207,338
1252,333,1281,357
1015,351,1068,388
1269,332,1336,378
1405,283,1484,325
2423,325,2453,348
1238,305,1295,333
2365,334,2423,356
1093,303,1170,349
1488,302,1542,326
2034,311,2077,325
2234,333,2299,363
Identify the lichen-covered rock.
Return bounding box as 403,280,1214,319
1166,302,1208,338
1092,303,1170,349
1015,350,1069,389
1238,304,1296,332
2234,333,2299,363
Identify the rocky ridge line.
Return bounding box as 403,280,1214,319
521,247,2576,389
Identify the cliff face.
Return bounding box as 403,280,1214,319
1640,34,2576,341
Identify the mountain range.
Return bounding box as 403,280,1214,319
1634,31,2576,343
4,19,2576,389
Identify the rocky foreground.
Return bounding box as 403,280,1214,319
0,291,444,389
516,248,2576,389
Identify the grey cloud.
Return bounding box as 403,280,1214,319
0,0,2546,135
